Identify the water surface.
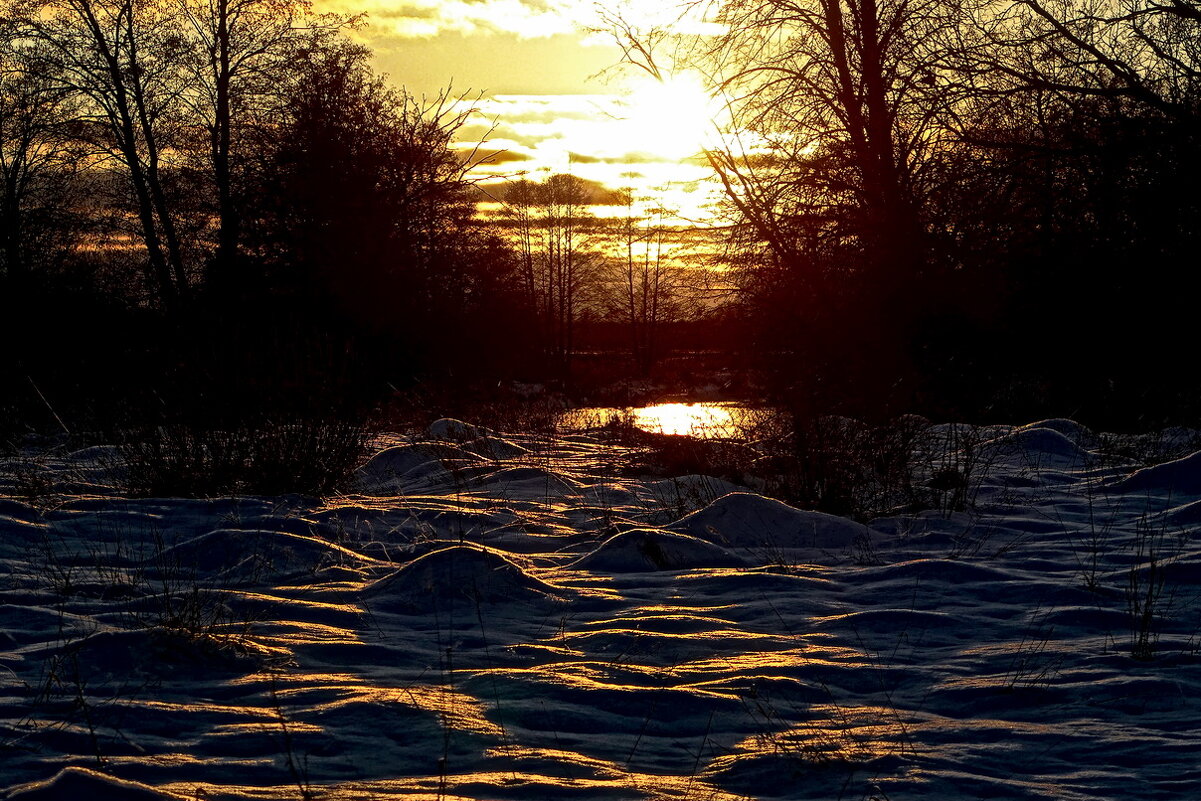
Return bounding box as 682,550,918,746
561,402,772,438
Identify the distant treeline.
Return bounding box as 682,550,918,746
0,1,536,431
3,0,1200,435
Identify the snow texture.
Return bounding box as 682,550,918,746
1,420,1200,800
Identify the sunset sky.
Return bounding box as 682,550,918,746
321,0,729,224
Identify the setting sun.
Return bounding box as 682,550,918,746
616,73,723,161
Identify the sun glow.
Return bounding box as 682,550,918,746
503,74,723,167
461,79,730,228
616,73,723,161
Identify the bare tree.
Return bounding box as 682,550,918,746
607,0,961,288
955,0,1200,120
0,31,85,280
542,172,592,365
11,0,349,306
501,172,600,370
505,177,540,308
602,0,970,410
612,182,689,374
251,40,486,320
175,0,350,293
19,0,192,309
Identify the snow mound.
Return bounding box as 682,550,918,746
1023,418,1097,445
363,544,569,611
571,529,748,573
0,500,45,556
152,528,379,584
34,627,273,677
643,475,747,510
670,492,878,552
65,445,123,463
228,513,338,539
983,425,1093,466
0,498,42,526
1164,499,1201,525
1110,450,1201,496
10,419,1201,800
815,608,962,631
581,482,642,508
461,435,530,460
0,605,94,641
6,767,187,800
472,465,581,496
864,558,1015,584
429,418,498,441
356,442,483,483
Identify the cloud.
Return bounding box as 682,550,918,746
477,95,615,122
456,146,536,165
328,0,589,40
567,151,671,165
447,93,721,207
326,0,726,42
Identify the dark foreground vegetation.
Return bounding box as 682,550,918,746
3,0,1201,456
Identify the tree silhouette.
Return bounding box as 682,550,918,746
503,172,600,371
175,0,347,296
612,183,688,374
607,0,971,412
0,34,85,281
20,0,194,310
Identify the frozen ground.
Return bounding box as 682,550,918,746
0,418,1199,800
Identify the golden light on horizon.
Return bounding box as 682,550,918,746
458,74,731,229
474,74,724,172
328,0,738,224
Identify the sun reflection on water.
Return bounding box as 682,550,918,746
633,403,736,437
561,402,766,439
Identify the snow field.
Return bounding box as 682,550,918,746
0,418,1199,800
